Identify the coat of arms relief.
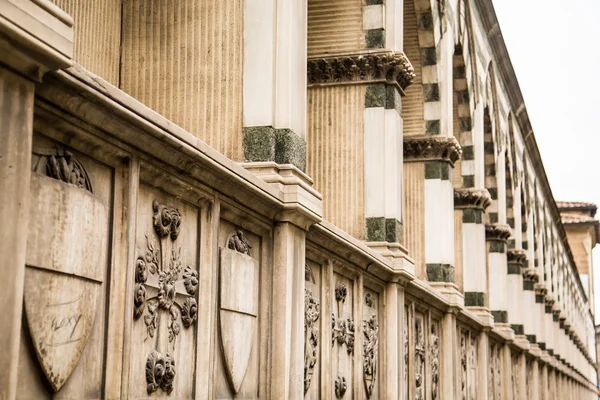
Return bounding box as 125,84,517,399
25,148,108,392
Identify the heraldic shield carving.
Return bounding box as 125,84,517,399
219,230,258,394
24,149,108,392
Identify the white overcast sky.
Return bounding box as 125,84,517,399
493,0,600,323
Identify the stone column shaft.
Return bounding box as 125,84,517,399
270,222,306,399
440,311,457,399
477,330,490,399
0,67,34,400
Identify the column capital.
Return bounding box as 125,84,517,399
403,136,462,166
307,51,415,94
0,0,73,81
454,188,492,210
485,223,512,242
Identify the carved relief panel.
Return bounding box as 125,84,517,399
430,320,440,400
362,289,379,399
458,327,478,400
213,219,262,398
488,343,502,400
403,306,409,400
414,312,426,400
332,273,354,399
129,185,200,398
305,261,321,399
19,138,113,399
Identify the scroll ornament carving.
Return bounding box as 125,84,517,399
307,52,416,92
461,333,467,400
335,376,348,398
488,346,494,400
404,136,462,166
304,287,320,394
495,348,501,399
469,336,476,400
415,317,425,400
404,312,408,397
454,188,492,210
332,282,354,354
33,147,93,193
430,325,440,400
227,229,252,255
134,201,198,395
485,224,512,241
363,314,379,398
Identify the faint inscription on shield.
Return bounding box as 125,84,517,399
219,230,258,394
25,152,107,392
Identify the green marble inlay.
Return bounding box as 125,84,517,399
526,334,537,344
462,146,474,160
425,120,441,135
385,218,403,244
365,84,386,108
488,212,498,223
365,29,385,48
417,12,433,30
523,279,534,291
489,240,505,253
366,217,386,242
421,47,437,66
463,175,475,188
426,263,455,283
425,161,450,180
464,292,485,307
511,324,524,335
243,126,276,162
507,263,521,274
535,295,544,304
463,208,483,224
244,126,307,171
275,128,307,171
491,310,508,323
423,83,440,102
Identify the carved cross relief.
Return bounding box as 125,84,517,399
133,200,198,395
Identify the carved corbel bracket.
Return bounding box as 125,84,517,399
485,223,512,242
522,268,539,282
534,284,548,296
454,188,492,211
404,136,462,166
307,52,416,94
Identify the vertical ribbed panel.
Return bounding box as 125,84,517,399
454,210,464,291
403,162,425,278
52,0,121,85
121,0,244,161
308,0,364,56
401,0,425,137
307,85,365,239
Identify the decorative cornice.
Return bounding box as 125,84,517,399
506,249,527,265
485,224,512,241
403,136,462,166
454,188,492,210
307,52,416,94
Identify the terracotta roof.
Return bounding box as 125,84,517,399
556,201,597,209
560,213,597,224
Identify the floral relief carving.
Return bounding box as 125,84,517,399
415,315,425,400
304,284,320,394
430,325,440,400
33,147,93,193
404,309,409,400
332,281,354,354
363,313,379,398
133,200,198,395
335,375,347,398
461,332,467,400
227,229,252,255
468,335,477,400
